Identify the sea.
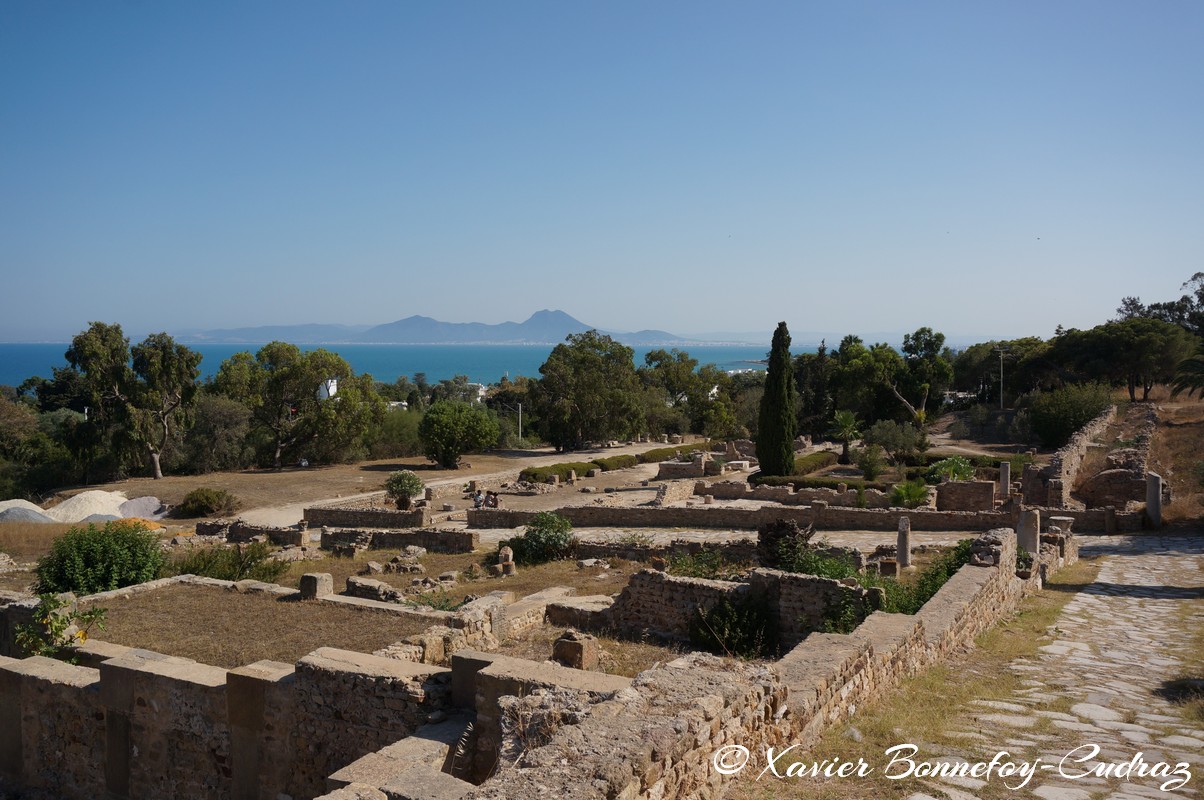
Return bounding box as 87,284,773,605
0,342,783,388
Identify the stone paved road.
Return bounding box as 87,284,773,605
909,534,1204,800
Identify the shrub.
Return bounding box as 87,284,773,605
750,474,892,492
890,479,930,509
34,520,166,595
1030,383,1113,448
591,454,638,471
178,488,240,518
864,420,922,465
164,541,289,583
793,451,838,475
667,548,736,579
854,444,887,481
518,462,597,483
502,512,576,565
926,456,975,484
636,441,712,464
14,594,107,662
688,593,778,659
384,470,425,509
776,542,859,580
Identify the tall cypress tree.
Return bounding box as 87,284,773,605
756,321,797,476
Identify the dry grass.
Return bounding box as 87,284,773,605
92,584,433,669
1150,398,1204,523
0,521,75,561
492,624,689,678
722,556,1103,800
280,550,636,605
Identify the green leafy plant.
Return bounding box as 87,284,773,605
178,487,240,518
15,594,107,662
164,541,288,583
502,512,576,565
1030,383,1113,448
667,548,734,579
688,593,778,659
926,456,975,484
518,462,597,483
384,470,425,509
1016,547,1034,572
854,444,887,481
890,479,931,509
34,520,166,595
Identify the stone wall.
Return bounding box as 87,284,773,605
468,502,1142,533
653,479,698,506
1022,405,1117,508
319,527,479,553
304,506,431,529
935,480,996,511
700,480,893,508
196,519,307,546
570,568,873,650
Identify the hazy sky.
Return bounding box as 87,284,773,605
2,1,1202,343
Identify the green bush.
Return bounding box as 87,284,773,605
502,512,576,565
667,548,737,579
926,456,975,484
890,479,930,509
165,541,288,583
636,441,713,464
178,488,240,518
1030,383,1113,448
793,451,838,475
688,593,778,659
854,444,887,481
518,462,597,483
591,454,639,471
34,521,166,595
384,470,425,508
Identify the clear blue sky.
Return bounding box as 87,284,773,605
2,1,1202,344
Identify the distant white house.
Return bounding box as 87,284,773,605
467,383,488,403
386,400,409,411
318,378,339,400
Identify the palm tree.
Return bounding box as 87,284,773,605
829,410,861,465
1171,343,1204,398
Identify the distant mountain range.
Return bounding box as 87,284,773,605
176,310,732,346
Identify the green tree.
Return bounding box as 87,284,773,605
756,322,797,476
64,322,137,480
1030,383,1113,448
212,342,383,467
418,400,500,469
1171,342,1204,399
794,340,833,437
829,409,861,465
181,393,254,473
532,331,644,450
129,333,202,479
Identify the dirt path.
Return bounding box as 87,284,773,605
237,441,670,527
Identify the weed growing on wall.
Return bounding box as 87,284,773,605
689,593,778,659
15,593,107,662
501,512,577,565
165,541,289,583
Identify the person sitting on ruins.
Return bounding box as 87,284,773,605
473,490,485,509
484,491,499,509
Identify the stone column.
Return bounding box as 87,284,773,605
1146,472,1163,529
1017,509,1040,556
896,516,912,568
998,461,1011,500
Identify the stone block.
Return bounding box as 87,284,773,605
300,572,334,600
553,630,600,670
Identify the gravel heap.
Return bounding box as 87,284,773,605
0,506,56,524
43,490,129,523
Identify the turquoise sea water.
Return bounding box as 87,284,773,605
0,342,787,387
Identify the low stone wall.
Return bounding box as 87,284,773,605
935,480,996,511
319,527,479,553
575,538,761,565
571,568,874,650
700,480,893,509
304,505,431,529
653,479,697,506
196,519,307,546
1022,405,1117,508
468,503,1142,533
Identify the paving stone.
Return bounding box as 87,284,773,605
1032,785,1094,800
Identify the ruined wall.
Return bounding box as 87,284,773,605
653,479,697,506
935,480,996,511
304,506,431,529
288,648,452,799
465,527,1074,800
468,502,1141,532
319,527,478,553
195,519,307,546
1022,405,1118,508
700,480,893,508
